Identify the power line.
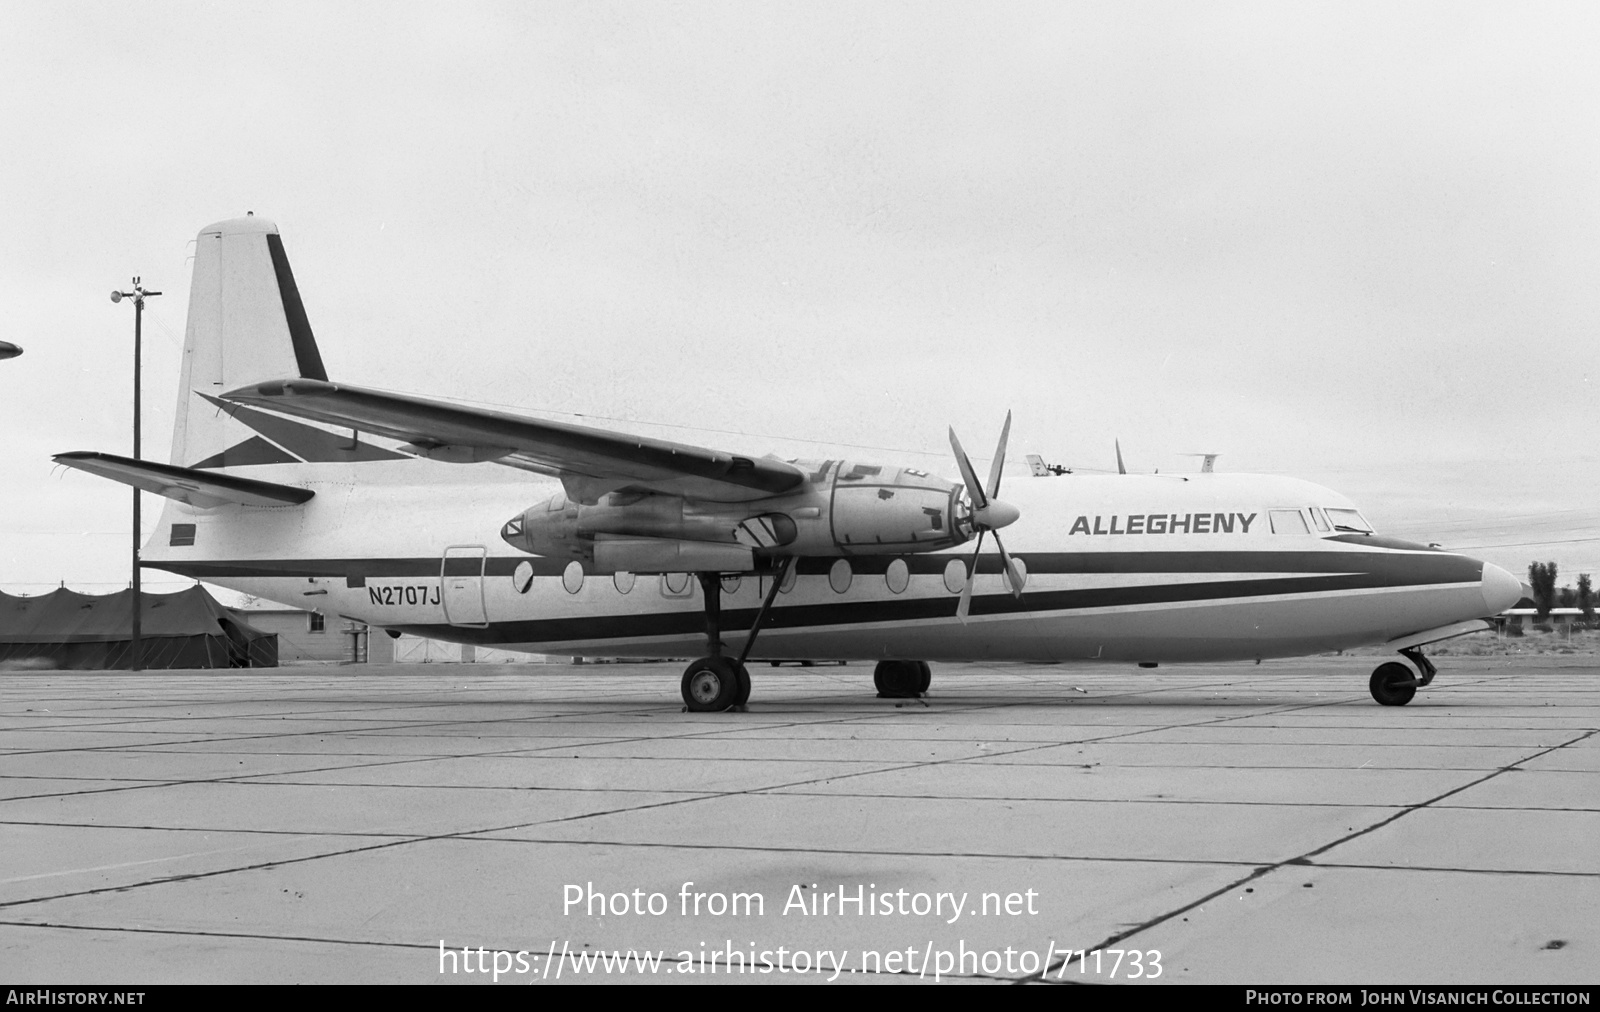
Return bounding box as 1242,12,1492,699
1450,535,1600,550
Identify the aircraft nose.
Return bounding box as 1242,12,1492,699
1480,562,1522,615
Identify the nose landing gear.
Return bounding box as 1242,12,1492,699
1369,646,1437,706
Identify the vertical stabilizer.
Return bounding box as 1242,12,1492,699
169,216,329,468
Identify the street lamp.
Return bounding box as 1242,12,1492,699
111,278,161,670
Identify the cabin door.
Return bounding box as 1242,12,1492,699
441,545,489,627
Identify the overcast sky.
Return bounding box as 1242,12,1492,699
3,1,1598,594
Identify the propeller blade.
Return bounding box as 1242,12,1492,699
1115,439,1126,475
986,410,1011,500
956,530,985,623
948,427,987,510
992,530,1025,598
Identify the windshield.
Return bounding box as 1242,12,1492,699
1325,508,1374,534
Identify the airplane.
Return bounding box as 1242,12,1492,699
55,216,1524,711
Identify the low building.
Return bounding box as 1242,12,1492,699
1495,607,1592,636
225,597,394,664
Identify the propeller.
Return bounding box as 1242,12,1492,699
949,411,1025,622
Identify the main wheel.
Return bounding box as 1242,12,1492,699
682,657,741,712
732,662,752,707
873,660,922,699
915,660,932,693
1370,661,1417,706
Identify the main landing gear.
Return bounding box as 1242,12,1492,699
1369,646,1437,706
873,659,932,699
680,562,794,713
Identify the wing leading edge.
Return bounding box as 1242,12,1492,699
54,452,315,508
222,378,807,504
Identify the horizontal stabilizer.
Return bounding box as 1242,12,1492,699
53,452,314,508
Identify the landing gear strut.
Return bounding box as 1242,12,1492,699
679,561,794,713
1398,646,1437,686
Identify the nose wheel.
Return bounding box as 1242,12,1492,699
1369,662,1417,706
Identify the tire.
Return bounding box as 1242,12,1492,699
874,660,922,699
732,662,752,707
682,657,740,712
1370,661,1417,706
915,661,932,693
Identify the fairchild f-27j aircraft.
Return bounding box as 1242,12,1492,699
57,217,1522,711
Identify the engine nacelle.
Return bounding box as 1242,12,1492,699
500,490,796,561
792,461,967,556
499,460,970,568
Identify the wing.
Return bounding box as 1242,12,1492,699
222,378,807,504
54,452,314,508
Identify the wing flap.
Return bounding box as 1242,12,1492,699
222,378,807,503
54,452,315,508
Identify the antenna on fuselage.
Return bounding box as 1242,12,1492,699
1025,453,1070,476
1114,439,1126,475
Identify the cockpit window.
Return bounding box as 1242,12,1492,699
1269,509,1310,534
1326,508,1373,534
1308,507,1330,532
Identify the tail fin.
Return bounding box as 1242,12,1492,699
169,216,329,468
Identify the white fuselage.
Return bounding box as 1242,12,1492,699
144,464,1510,664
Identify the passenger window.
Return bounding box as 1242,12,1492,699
1269,509,1309,535
1309,508,1330,532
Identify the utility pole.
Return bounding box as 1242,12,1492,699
111,278,161,670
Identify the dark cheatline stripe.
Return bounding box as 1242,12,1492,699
148,548,1484,586
265,232,328,381
382,569,1471,646
198,393,404,463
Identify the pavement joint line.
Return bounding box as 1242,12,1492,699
0,919,1028,982
1296,861,1600,878
0,785,736,912
450,834,1289,867
0,918,438,952
0,715,865,806
0,695,780,759
0,817,414,840
1021,723,1600,984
